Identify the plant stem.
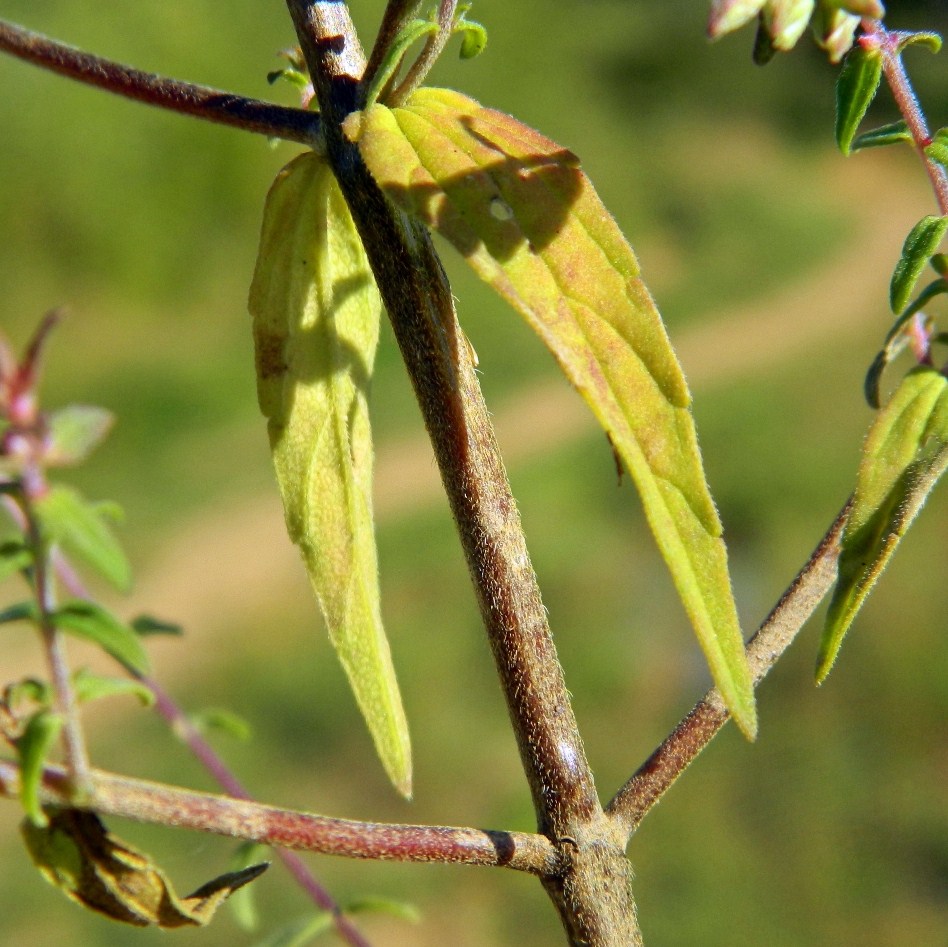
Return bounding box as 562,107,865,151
606,501,849,835
140,677,372,947
284,3,642,942
862,19,948,214
0,758,561,874
21,497,91,796
362,0,423,93
0,20,321,148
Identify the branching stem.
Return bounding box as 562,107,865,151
0,19,322,148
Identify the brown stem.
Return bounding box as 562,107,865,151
0,20,321,147
606,501,850,836
0,758,559,874
283,4,644,942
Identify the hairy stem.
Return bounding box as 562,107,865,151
283,3,643,942
0,759,560,874
607,501,849,835
0,20,321,147
141,676,372,947
862,19,948,214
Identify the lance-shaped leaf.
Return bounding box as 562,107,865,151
835,43,883,155
22,809,268,927
818,367,948,682
890,215,948,315
344,88,756,737
248,152,412,794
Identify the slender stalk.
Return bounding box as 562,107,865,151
20,497,91,795
0,20,321,148
0,759,560,874
140,677,372,947
861,19,948,214
387,0,458,107
362,0,423,93
606,501,849,835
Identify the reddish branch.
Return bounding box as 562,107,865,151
0,19,321,147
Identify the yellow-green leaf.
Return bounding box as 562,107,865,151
248,152,412,795
22,808,268,927
344,88,756,738
819,367,948,682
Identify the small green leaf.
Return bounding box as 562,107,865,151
346,895,421,923
33,485,131,592
364,17,438,108
345,88,757,738
16,709,63,826
248,152,412,793
253,913,334,947
819,367,948,682
188,707,252,742
3,676,52,709
850,120,912,152
22,809,269,927
454,6,487,60
52,600,149,674
835,44,883,155
924,129,948,171
0,538,32,583
890,215,948,315
895,31,942,55
71,669,154,707
44,406,114,467
932,253,948,277
130,614,183,637
0,600,40,626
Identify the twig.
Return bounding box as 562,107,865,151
861,18,948,215
606,501,850,836
0,758,561,874
362,0,423,93
0,19,322,148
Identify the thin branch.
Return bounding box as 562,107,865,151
861,19,948,215
140,677,372,947
606,501,850,836
0,758,561,875
0,19,322,148
362,0,423,93
387,0,458,107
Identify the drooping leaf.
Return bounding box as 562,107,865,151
22,809,268,927
227,842,270,933
894,30,942,55
890,215,948,315
0,600,40,626
15,709,63,826
850,120,912,152
33,485,131,592
51,600,149,674
835,43,883,155
818,367,948,682
44,405,114,467
248,152,413,791
344,88,757,737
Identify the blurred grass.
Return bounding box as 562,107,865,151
1,1,947,945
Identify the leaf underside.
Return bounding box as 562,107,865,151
819,367,948,682
345,88,756,737
248,152,412,796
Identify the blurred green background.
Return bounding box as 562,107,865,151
1,2,946,945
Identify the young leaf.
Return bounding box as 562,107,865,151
818,367,948,682
15,709,63,826
22,808,268,927
248,152,413,793
188,707,253,742
52,600,149,674
890,215,948,315
850,120,912,152
0,538,32,583
227,841,270,932
71,669,154,707
344,88,757,738
33,485,131,592
924,129,948,170
0,600,40,626
253,912,334,947
130,614,183,637
44,405,114,467
835,43,883,155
